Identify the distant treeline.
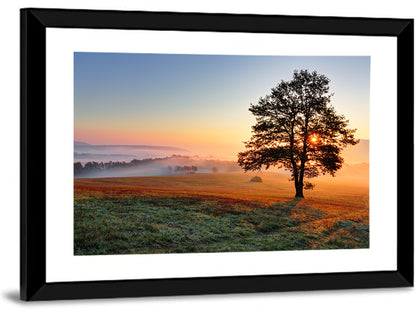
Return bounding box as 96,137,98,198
74,155,205,177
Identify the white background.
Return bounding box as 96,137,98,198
0,0,415,310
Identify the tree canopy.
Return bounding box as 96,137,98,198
238,70,359,198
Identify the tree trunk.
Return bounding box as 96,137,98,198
295,183,304,198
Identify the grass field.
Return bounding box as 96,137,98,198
74,172,369,255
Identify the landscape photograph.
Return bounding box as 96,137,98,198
74,53,370,255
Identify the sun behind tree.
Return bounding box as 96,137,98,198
238,70,359,198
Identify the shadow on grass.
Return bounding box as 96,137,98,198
269,197,303,210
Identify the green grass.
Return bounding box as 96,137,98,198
74,194,369,255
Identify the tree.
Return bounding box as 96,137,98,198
238,70,359,198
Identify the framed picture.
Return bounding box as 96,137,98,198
21,8,413,300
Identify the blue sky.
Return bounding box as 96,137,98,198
74,53,370,158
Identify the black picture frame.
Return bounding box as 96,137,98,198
21,8,414,301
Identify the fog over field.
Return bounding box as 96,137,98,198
74,141,191,163
74,139,369,180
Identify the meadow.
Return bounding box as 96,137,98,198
74,171,369,255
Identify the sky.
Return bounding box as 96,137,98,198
74,53,370,160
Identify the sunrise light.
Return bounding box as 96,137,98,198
310,135,318,143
